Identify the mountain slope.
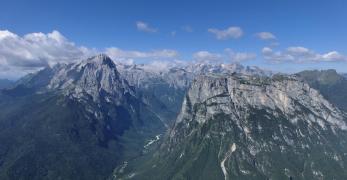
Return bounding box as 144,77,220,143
0,55,165,180
297,70,347,112
114,73,347,180
0,93,122,179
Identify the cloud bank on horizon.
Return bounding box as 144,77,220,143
0,24,346,79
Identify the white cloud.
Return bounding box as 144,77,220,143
0,30,17,39
321,51,346,61
0,30,95,79
208,26,243,40
255,32,276,40
136,21,158,33
262,46,347,63
0,29,183,79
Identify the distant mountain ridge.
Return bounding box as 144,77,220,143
297,69,347,112
116,61,271,89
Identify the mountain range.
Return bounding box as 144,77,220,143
0,55,347,180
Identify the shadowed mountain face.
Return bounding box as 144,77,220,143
0,55,166,180
297,70,347,112
114,74,347,180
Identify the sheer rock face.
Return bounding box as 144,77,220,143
176,74,346,129
116,73,347,180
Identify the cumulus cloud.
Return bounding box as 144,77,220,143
262,46,347,63
136,21,158,33
208,26,243,40
193,49,256,63
0,30,95,79
255,32,276,40
0,29,183,79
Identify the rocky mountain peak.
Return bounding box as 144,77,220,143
82,54,116,68
46,54,133,102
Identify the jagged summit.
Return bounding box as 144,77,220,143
9,54,133,102
47,54,133,102
82,54,116,68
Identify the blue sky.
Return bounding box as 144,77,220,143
0,0,347,79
